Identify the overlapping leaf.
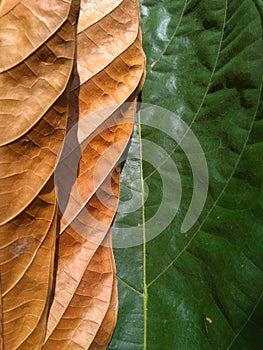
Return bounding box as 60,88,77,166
43,1,145,348
110,0,263,349
0,1,79,348
0,1,145,349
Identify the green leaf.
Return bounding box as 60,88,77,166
109,0,263,349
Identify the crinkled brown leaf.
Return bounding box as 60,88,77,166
0,1,79,348
0,0,74,72
0,6,77,146
0,0,145,349
44,1,145,348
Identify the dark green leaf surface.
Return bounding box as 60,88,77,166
110,0,263,349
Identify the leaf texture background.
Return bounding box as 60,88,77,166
0,0,145,349
109,0,263,349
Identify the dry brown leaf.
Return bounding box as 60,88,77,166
0,0,75,72
44,0,145,348
0,9,77,146
44,97,144,349
0,94,69,224
0,178,57,349
43,232,116,350
88,242,118,350
0,0,145,349
0,1,79,349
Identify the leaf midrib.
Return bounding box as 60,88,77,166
117,0,228,294
116,75,263,349
138,111,148,350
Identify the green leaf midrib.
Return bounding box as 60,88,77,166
138,111,148,350
116,0,228,294
116,74,262,293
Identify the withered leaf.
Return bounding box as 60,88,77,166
0,0,75,72
0,1,79,348
44,0,145,348
0,0,145,349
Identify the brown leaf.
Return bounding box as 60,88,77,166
88,246,118,350
0,12,76,146
0,0,145,349
0,94,69,224
44,101,142,349
0,1,79,348
0,178,57,349
44,0,145,348
43,232,116,350
0,0,75,73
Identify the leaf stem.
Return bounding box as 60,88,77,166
138,111,148,350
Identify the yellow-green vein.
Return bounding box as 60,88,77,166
116,276,143,296
226,292,263,349
138,111,148,350
150,0,189,70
